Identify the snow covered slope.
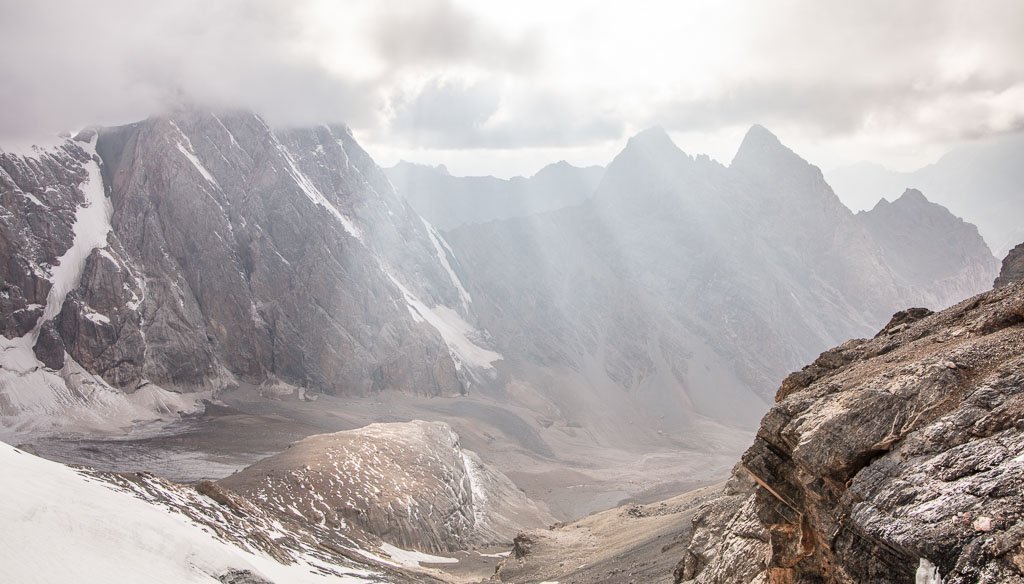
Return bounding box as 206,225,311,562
0,440,391,584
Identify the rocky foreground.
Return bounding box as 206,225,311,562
675,278,1024,582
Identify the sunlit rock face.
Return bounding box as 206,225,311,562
444,125,998,439
675,281,1024,584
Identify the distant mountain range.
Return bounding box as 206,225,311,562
385,160,603,230
440,125,997,437
0,110,999,466
0,109,1011,581
828,131,1024,257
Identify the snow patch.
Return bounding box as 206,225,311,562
916,558,943,584
42,142,111,321
369,543,458,568
174,141,219,188
84,310,111,325
421,217,472,311
385,272,501,370
276,143,363,241
18,191,45,207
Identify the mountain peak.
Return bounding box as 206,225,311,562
894,188,928,205
743,124,782,147
730,124,797,168
625,126,679,153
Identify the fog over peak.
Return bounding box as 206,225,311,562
1,0,1023,179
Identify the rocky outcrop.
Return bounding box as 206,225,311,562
217,421,553,554
677,281,1024,583
995,242,1024,288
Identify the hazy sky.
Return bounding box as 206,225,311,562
2,0,1022,178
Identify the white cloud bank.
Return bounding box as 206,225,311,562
1,0,1023,175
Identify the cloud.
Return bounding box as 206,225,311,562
386,78,624,148
653,77,1024,141
0,0,1022,173
371,0,542,74
0,0,378,140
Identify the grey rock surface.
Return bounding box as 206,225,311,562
995,242,1024,288
677,281,1024,583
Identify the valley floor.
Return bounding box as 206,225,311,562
493,484,724,584
25,384,744,521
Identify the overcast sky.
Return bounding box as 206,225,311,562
2,0,1022,178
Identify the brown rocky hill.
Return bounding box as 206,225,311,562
218,420,553,554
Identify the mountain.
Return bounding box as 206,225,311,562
995,242,1024,288
857,188,998,304
0,109,507,434
0,113,1002,538
385,160,603,230
674,278,1024,584
442,125,998,446
828,131,1024,257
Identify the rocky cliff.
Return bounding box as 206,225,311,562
676,281,1024,583
995,242,1024,288
0,109,502,432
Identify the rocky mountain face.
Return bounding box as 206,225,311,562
995,242,1024,288
675,281,1024,584
442,125,999,441
827,131,1024,257
386,160,602,230
1,109,503,431
217,420,553,554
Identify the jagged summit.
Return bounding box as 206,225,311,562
730,123,807,173
869,188,931,211
604,126,689,180
894,187,929,205
625,126,677,150
532,159,600,179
